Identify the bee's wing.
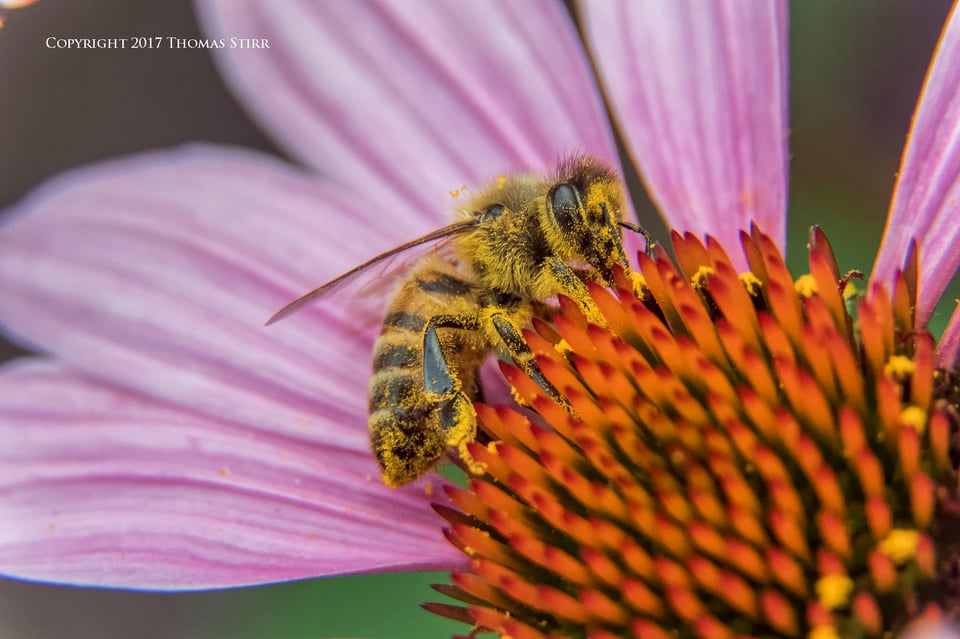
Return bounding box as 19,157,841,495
266,218,480,326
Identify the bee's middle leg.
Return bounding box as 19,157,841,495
483,308,571,411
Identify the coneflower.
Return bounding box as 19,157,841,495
429,226,958,638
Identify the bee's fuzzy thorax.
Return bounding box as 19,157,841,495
428,225,960,639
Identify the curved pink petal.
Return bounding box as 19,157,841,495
873,3,960,329
938,303,960,367
0,359,461,589
0,144,410,443
194,0,620,218
580,0,789,258
0,145,469,588
900,620,960,639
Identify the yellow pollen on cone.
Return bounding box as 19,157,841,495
899,406,928,432
554,338,573,356
509,384,531,408
794,274,818,297
692,265,715,288
739,271,763,296
885,355,916,379
808,625,841,639
878,529,920,565
815,574,854,610
629,271,649,300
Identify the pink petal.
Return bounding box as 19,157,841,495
0,145,467,584
0,359,461,589
580,0,789,258
873,3,960,328
195,0,620,216
937,303,960,367
900,620,960,639
0,144,412,444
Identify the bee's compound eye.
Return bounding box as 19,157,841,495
548,183,581,234
479,204,504,222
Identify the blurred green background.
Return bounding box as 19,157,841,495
0,1,956,638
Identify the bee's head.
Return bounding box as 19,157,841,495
545,158,630,282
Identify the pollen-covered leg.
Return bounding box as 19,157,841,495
545,257,606,326
423,323,484,475
369,412,447,488
484,310,570,410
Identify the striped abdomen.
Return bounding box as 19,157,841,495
368,255,491,486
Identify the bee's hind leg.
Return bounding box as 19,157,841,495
470,375,494,445
422,321,485,475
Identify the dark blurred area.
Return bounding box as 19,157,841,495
0,1,954,638
787,3,953,259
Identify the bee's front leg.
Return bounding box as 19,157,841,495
544,257,606,326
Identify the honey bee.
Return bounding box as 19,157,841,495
267,155,651,487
